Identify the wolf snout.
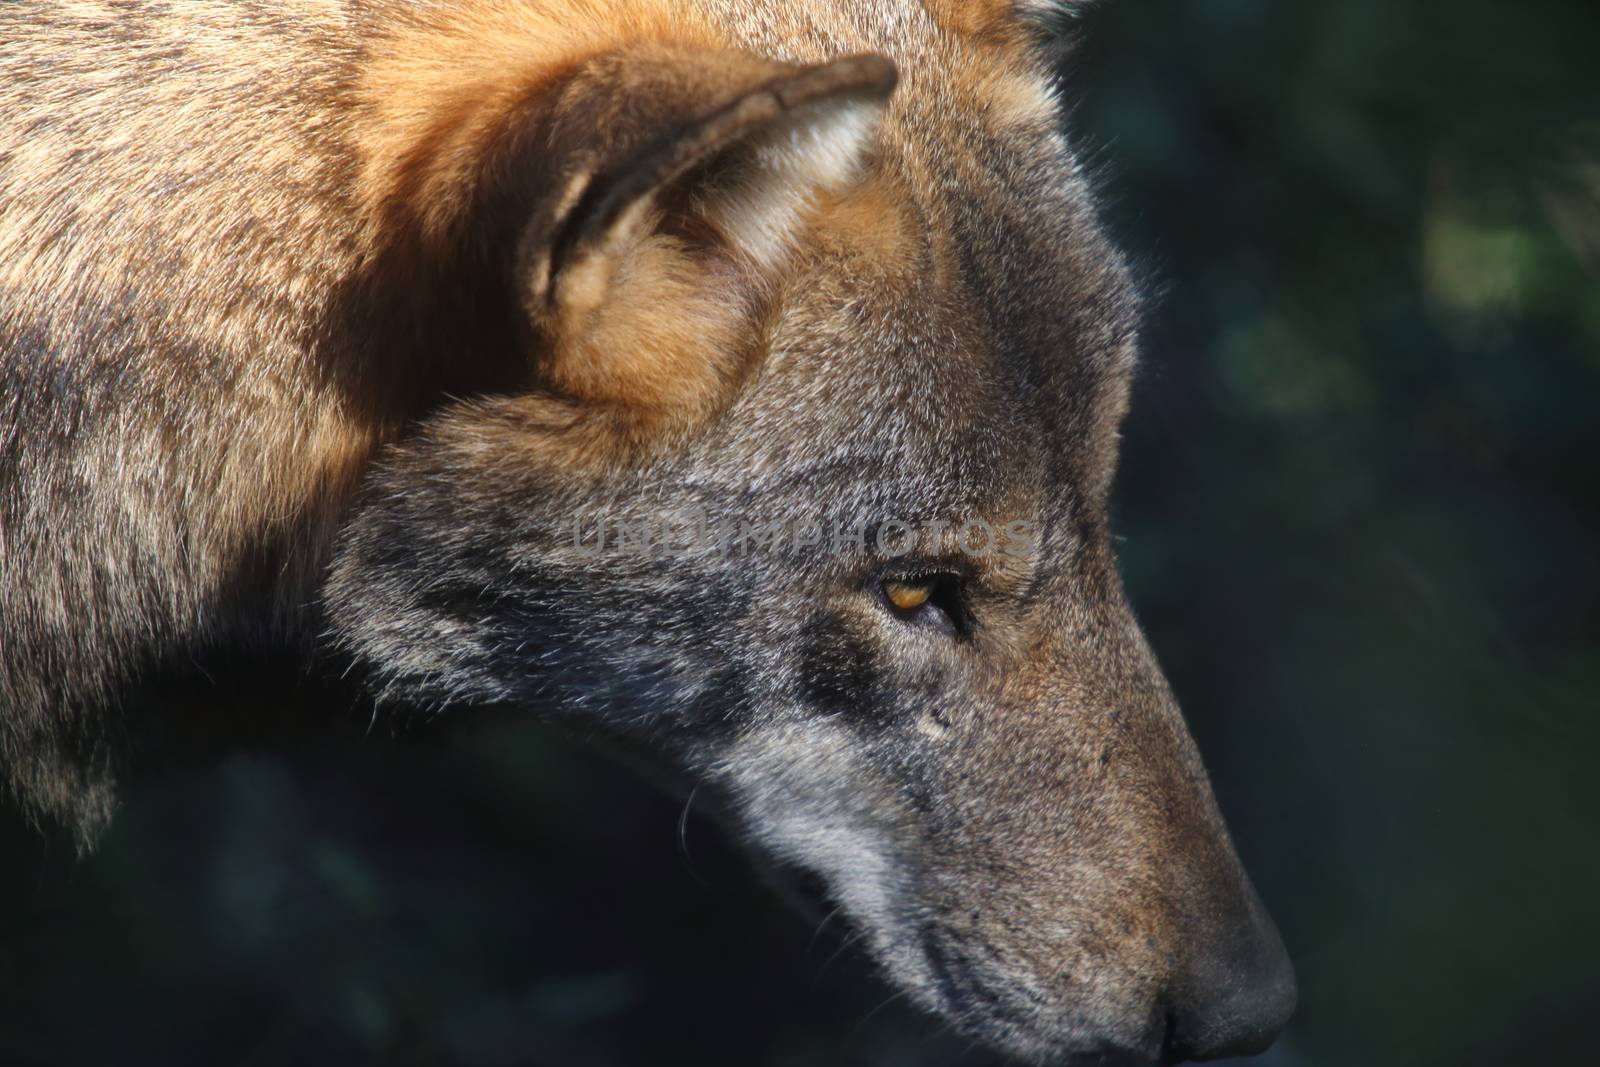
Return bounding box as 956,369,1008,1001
1157,892,1297,1063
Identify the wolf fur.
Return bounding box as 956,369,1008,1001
0,2,1293,1061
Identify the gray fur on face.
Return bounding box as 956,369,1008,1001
326,48,1284,1061
3,1,1291,1059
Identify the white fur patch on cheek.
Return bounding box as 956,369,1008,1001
712,719,943,999
717,721,898,912
1018,0,1098,20
701,100,882,270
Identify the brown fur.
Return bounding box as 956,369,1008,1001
0,0,888,825
1,2,1293,1062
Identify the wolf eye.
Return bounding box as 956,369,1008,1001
883,580,932,612
879,574,967,636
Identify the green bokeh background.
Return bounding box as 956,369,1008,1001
3,2,1597,1064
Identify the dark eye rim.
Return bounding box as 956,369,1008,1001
873,565,972,638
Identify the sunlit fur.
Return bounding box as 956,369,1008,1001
0,2,1292,1062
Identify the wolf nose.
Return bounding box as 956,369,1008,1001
1159,900,1297,1062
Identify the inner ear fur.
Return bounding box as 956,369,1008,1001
447,45,896,437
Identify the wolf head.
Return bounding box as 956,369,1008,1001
327,2,1294,1061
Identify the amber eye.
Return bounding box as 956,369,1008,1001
883,580,933,612
878,572,968,637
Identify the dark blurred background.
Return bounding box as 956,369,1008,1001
3,1,1597,1064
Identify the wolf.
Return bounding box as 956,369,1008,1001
0,0,1295,1061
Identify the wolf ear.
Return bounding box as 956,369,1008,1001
924,0,1097,42
505,47,895,431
